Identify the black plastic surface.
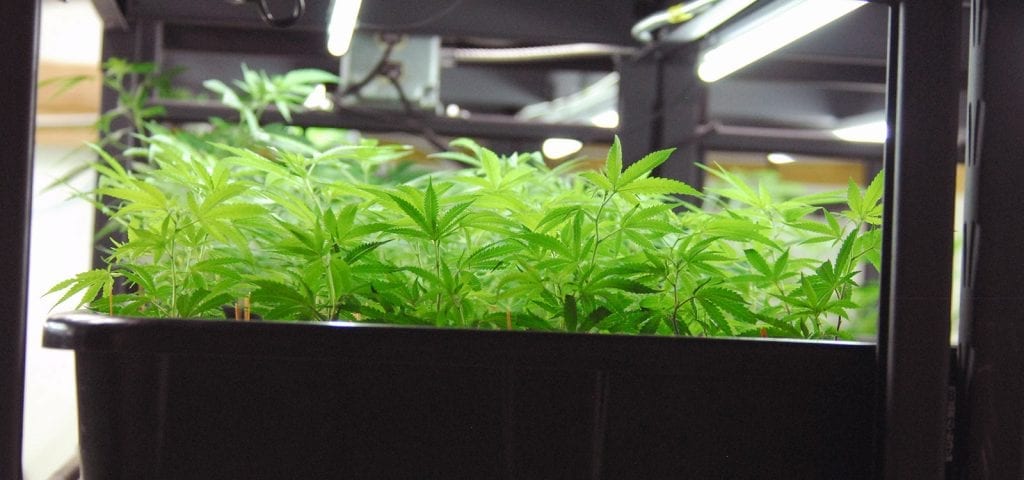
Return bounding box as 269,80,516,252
880,2,962,479
1,1,40,479
47,312,875,479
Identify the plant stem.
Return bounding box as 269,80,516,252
667,257,689,336
168,216,179,316
434,239,442,324
689,300,703,336
323,251,338,319
589,193,612,267
773,278,793,317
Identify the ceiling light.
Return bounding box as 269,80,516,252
542,138,583,160
766,152,796,164
832,120,888,143
590,110,619,129
697,0,867,83
327,0,363,56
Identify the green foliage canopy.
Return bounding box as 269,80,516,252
50,64,883,340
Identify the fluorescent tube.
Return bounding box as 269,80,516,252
766,152,796,164
697,0,866,83
832,120,888,143
590,110,620,129
542,138,583,160
327,0,363,57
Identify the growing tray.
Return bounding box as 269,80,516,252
45,312,875,479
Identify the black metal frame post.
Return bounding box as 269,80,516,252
617,44,705,188
958,1,1024,477
0,1,41,479
881,0,962,478
875,8,899,474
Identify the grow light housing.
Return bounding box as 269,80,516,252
697,0,867,83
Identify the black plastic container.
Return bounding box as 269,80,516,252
45,312,875,479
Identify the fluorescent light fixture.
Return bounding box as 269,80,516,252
832,120,888,143
327,0,363,56
542,138,583,160
590,110,620,129
766,152,796,164
697,0,866,83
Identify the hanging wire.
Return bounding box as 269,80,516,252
337,36,400,99
255,0,306,28
383,72,448,151
631,0,719,42
334,34,447,151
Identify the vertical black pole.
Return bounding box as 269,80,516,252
617,45,705,188
651,45,705,189
883,1,961,478
0,1,40,479
874,5,899,478
617,52,661,163
959,1,1024,477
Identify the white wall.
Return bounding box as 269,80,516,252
23,147,96,480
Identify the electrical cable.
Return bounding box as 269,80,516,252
382,73,448,151
331,35,447,151
223,0,305,28
449,43,636,64
256,0,305,28
336,37,399,99
631,0,719,42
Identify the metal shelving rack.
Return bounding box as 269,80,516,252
957,0,1024,477
7,0,1021,478
1,1,40,479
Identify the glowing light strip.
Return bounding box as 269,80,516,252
697,0,866,83
327,0,363,56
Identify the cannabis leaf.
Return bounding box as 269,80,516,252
49,62,883,339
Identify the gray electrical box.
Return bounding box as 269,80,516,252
340,32,441,111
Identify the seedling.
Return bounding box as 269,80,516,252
49,63,883,339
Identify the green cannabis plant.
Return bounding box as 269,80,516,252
49,64,882,340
